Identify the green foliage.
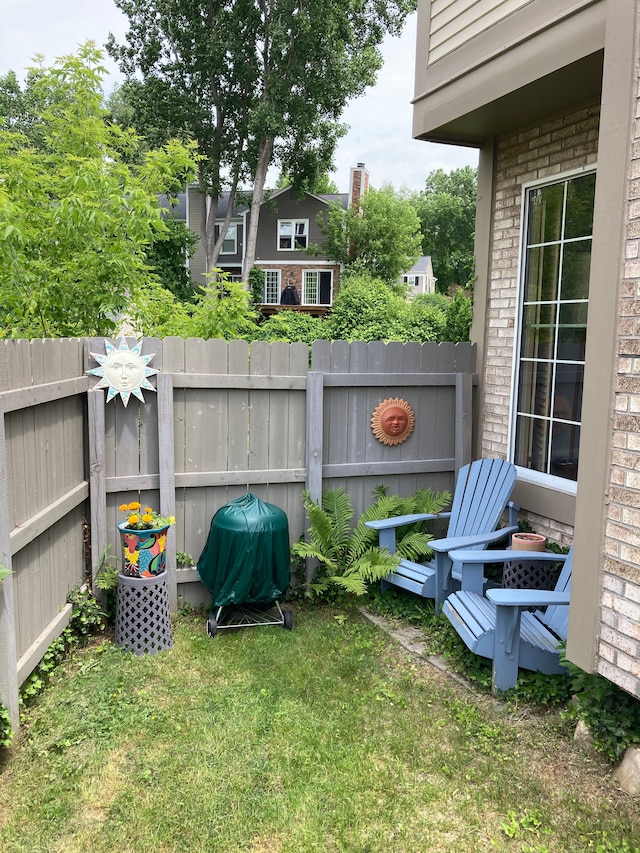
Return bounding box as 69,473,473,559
146,216,199,303
137,274,258,340
276,171,339,194
254,311,326,346
326,273,447,343
293,486,450,599
0,564,11,583
444,287,473,342
248,266,265,305
0,45,198,338
563,662,640,761
67,587,106,638
0,701,11,748
314,185,423,284
108,0,414,277
19,586,106,709
410,166,477,292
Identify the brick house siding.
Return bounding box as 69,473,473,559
480,95,640,690
480,103,600,543
598,63,640,691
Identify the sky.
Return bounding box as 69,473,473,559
1,1,479,193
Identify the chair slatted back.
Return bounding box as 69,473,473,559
537,548,573,640
447,459,518,540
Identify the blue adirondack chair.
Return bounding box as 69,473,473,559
443,547,572,692
365,458,519,609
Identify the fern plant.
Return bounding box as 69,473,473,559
292,486,451,598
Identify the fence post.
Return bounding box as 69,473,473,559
0,398,19,734
455,372,473,477
306,372,324,505
88,388,107,588
157,373,177,612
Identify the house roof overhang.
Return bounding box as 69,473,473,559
412,0,605,147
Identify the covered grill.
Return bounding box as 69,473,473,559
196,492,292,635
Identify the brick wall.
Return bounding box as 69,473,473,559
598,64,640,692
480,104,600,541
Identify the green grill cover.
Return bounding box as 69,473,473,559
196,493,290,607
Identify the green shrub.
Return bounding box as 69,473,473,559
0,702,11,748
255,311,326,346
444,287,473,342
563,662,640,761
293,486,450,600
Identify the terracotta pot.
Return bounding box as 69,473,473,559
511,532,547,552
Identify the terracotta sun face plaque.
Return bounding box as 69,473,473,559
371,397,415,446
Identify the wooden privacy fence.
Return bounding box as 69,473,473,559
0,337,477,730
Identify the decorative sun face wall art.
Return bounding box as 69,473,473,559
371,397,415,446
87,338,159,407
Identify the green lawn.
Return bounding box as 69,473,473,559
0,606,638,852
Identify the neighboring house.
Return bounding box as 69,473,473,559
401,256,436,298
179,163,372,312
412,0,640,696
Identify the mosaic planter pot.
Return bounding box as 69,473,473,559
118,522,170,578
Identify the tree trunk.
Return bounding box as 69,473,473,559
242,137,274,283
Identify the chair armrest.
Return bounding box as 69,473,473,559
487,588,570,608
448,549,568,565
365,512,451,531
429,525,520,553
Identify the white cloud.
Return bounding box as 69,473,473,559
1,4,478,192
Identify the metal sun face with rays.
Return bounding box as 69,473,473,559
88,338,158,407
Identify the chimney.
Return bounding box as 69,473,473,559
348,162,370,211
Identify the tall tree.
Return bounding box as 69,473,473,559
0,45,197,338
107,0,415,280
314,185,422,284
410,166,477,292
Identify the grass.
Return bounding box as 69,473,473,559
1,605,639,852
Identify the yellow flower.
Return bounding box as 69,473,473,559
141,513,154,524
169,516,175,525
145,507,153,514
119,503,128,511
128,501,141,511
128,514,139,525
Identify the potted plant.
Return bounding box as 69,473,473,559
118,502,175,577
115,502,175,654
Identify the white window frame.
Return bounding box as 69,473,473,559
508,165,596,496
220,222,237,255
302,269,332,305
263,269,281,304
278,219,308,251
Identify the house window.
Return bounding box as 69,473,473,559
220,223,237,255
512,170,595,483
263,270,281,304
303,270,332,305
278,219,308,250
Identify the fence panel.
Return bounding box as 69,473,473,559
2,336,477,733
0,339,88,731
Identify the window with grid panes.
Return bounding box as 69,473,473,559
512,170,595,482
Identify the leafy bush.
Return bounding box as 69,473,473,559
0,702,11,748
325,274,405,342
293,486,450,599
248,266,264,305
444,288,473,342
563,662,640,761
254,311,326,346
